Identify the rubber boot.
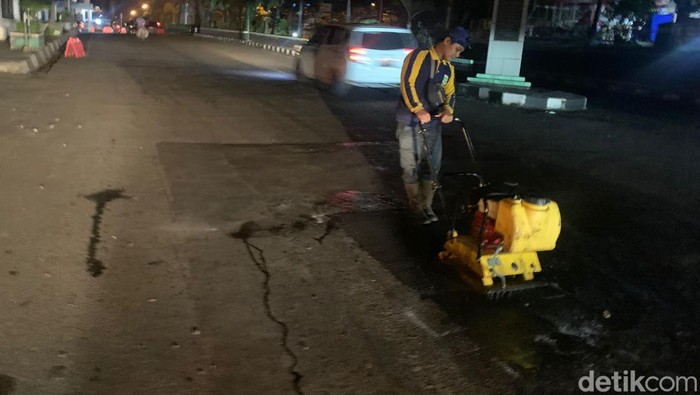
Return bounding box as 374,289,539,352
420,180,439,222
405,183,431,225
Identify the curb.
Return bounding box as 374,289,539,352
458,82,588,111
0,58,30,74
0,32,72,74
195,33,299,57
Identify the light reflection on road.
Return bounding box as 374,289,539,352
220,68,295,81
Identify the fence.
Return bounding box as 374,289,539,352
168,25,308,52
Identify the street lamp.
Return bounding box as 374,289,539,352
130,9,137,16
141,3,149,10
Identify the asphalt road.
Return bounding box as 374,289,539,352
0,34,698,394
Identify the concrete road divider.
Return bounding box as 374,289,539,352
0,31,73,74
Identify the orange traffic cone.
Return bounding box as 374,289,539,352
64,37,86,58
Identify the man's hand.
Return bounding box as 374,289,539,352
436,111,454,124
415,109,431,124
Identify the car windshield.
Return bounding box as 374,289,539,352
352,32,417,50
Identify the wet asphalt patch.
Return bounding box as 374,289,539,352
156,137,700,390
230,221,286,239
84,188,131,277
0,373,16,395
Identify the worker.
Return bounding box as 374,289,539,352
396,26,469,224
136,16,149,39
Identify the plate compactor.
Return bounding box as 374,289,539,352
419,119,562,297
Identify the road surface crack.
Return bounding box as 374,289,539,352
233,223,303,394
313,217,339,244
84,189,130,277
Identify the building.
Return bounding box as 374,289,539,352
0,0,20,40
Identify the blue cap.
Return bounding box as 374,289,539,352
448,27,470,49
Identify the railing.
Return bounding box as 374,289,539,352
194,27,308,51
165,24,191,34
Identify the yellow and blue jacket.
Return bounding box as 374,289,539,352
396,47,456,126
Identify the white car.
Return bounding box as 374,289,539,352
296,24,419,94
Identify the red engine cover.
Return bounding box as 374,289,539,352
470,211,504,247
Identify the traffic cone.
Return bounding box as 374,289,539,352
64,37,86,58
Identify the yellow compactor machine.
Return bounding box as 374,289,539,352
420,119,562,296
439,195,561,293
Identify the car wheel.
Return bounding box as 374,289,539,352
331,79,351,96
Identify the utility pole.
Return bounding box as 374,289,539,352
589,0,604,40
378,0,382,23
297,0,302,37
346,0,351,23
245,0,252,39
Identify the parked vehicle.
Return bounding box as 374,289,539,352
296,24,418,94
145,20,162,33
124,19,137,34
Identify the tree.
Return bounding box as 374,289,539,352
275,15,288,34
20,0,51,13
396,0,436,26
615,0,653,15
193,0,209,27
213,0,248,30
589,0,652,40
162,2,177,24
249,0,286,34
18,0,51,36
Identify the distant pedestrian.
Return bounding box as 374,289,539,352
396,26,469,224
136,16,149,39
